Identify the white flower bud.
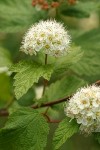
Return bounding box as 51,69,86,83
20,20,71,57
64,85,100,135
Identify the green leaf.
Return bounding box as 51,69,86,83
75,29,100,50
8,101,22,115
60,1,100,18
0,108,49,150
0,0,47,32
94,133,100,144
41,75,86,103
61,8,89,18
54,45,83,75
72,29,100,76
74,1,100,13
18,88,36,106
0,47,12,67
32,46,83,78
11,61,53,99
53,118,79,150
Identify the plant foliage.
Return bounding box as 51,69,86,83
0,108,49,150
53,118,79,150
11,61,53,99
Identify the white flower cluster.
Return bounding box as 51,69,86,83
64,85,100,135
20,20,71,57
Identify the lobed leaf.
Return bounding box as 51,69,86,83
11,61,54,99
0,108,49,150
72,29,100,76
40,75,86,103
53,118,79,150
54,45,83,75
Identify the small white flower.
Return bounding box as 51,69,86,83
77,98,90,109
92,98,100,107
20,20,71,57
64,85,100,135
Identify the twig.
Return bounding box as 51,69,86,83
42,54,48,95
0,80,100,117
43,113,61,123
31,95,71,109
0,95,70,117
49,120,61,123
0,109,9,117
0,97,14,117
44,107,49,115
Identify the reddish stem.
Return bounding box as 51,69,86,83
43,113,61,123
31,95,71,109
0,80,100,117
0,109,9,117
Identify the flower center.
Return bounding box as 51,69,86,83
45,45,50,49
82,100,87,105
